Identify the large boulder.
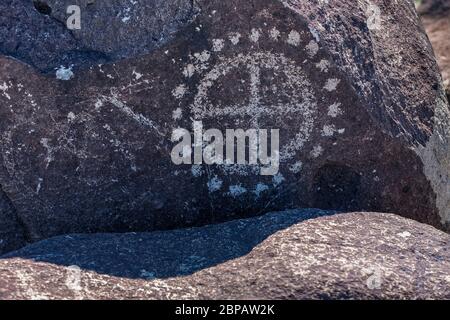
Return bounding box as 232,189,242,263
1,211,449,300
0,0,448,248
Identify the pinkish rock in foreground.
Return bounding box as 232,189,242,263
0,211,449,300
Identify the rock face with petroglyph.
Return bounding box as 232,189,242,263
0,212,449,300
0,0,449,249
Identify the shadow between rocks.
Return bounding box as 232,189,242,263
0,209,335,280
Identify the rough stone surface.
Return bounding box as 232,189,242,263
2,209,333,279
0,211,449,300
420,0,450,100
0,0,199,73
0,188,27,255
0,0,449,248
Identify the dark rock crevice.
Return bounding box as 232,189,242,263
312,163,362,211
33,0,52,15
0,185,29,255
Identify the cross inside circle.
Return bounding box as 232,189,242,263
190,51,319,161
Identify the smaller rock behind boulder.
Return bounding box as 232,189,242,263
420,0,450,101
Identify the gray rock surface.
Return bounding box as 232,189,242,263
2,208,334,279
0,0,198,72
0,211,449,300
0,0,448,250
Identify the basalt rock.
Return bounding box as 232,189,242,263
0,0,199,73
0,212,449,300
0,0,449,248
0,188,27,255
1,208,333,279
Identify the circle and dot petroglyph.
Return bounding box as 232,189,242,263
173,27,344,175
190,51,317,162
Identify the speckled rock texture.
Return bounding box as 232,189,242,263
2,209,333,279
0,0,199,72
0,0,449,253
0,211,449,300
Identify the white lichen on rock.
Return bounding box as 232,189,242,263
172,108,183,120
289,161,303,173
311,145,324,158
269,27,281,41
272,173,285,186
212,39,225,52
328,102,343,118
316,59,330,72
228,185,247,197
250,28,261,43
172,84,187,99
254,183,269,197
228,32,241,45
306,40,319,57
207,176,223,193
287,30,301,46
56,66,74,81
324,78,341,92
